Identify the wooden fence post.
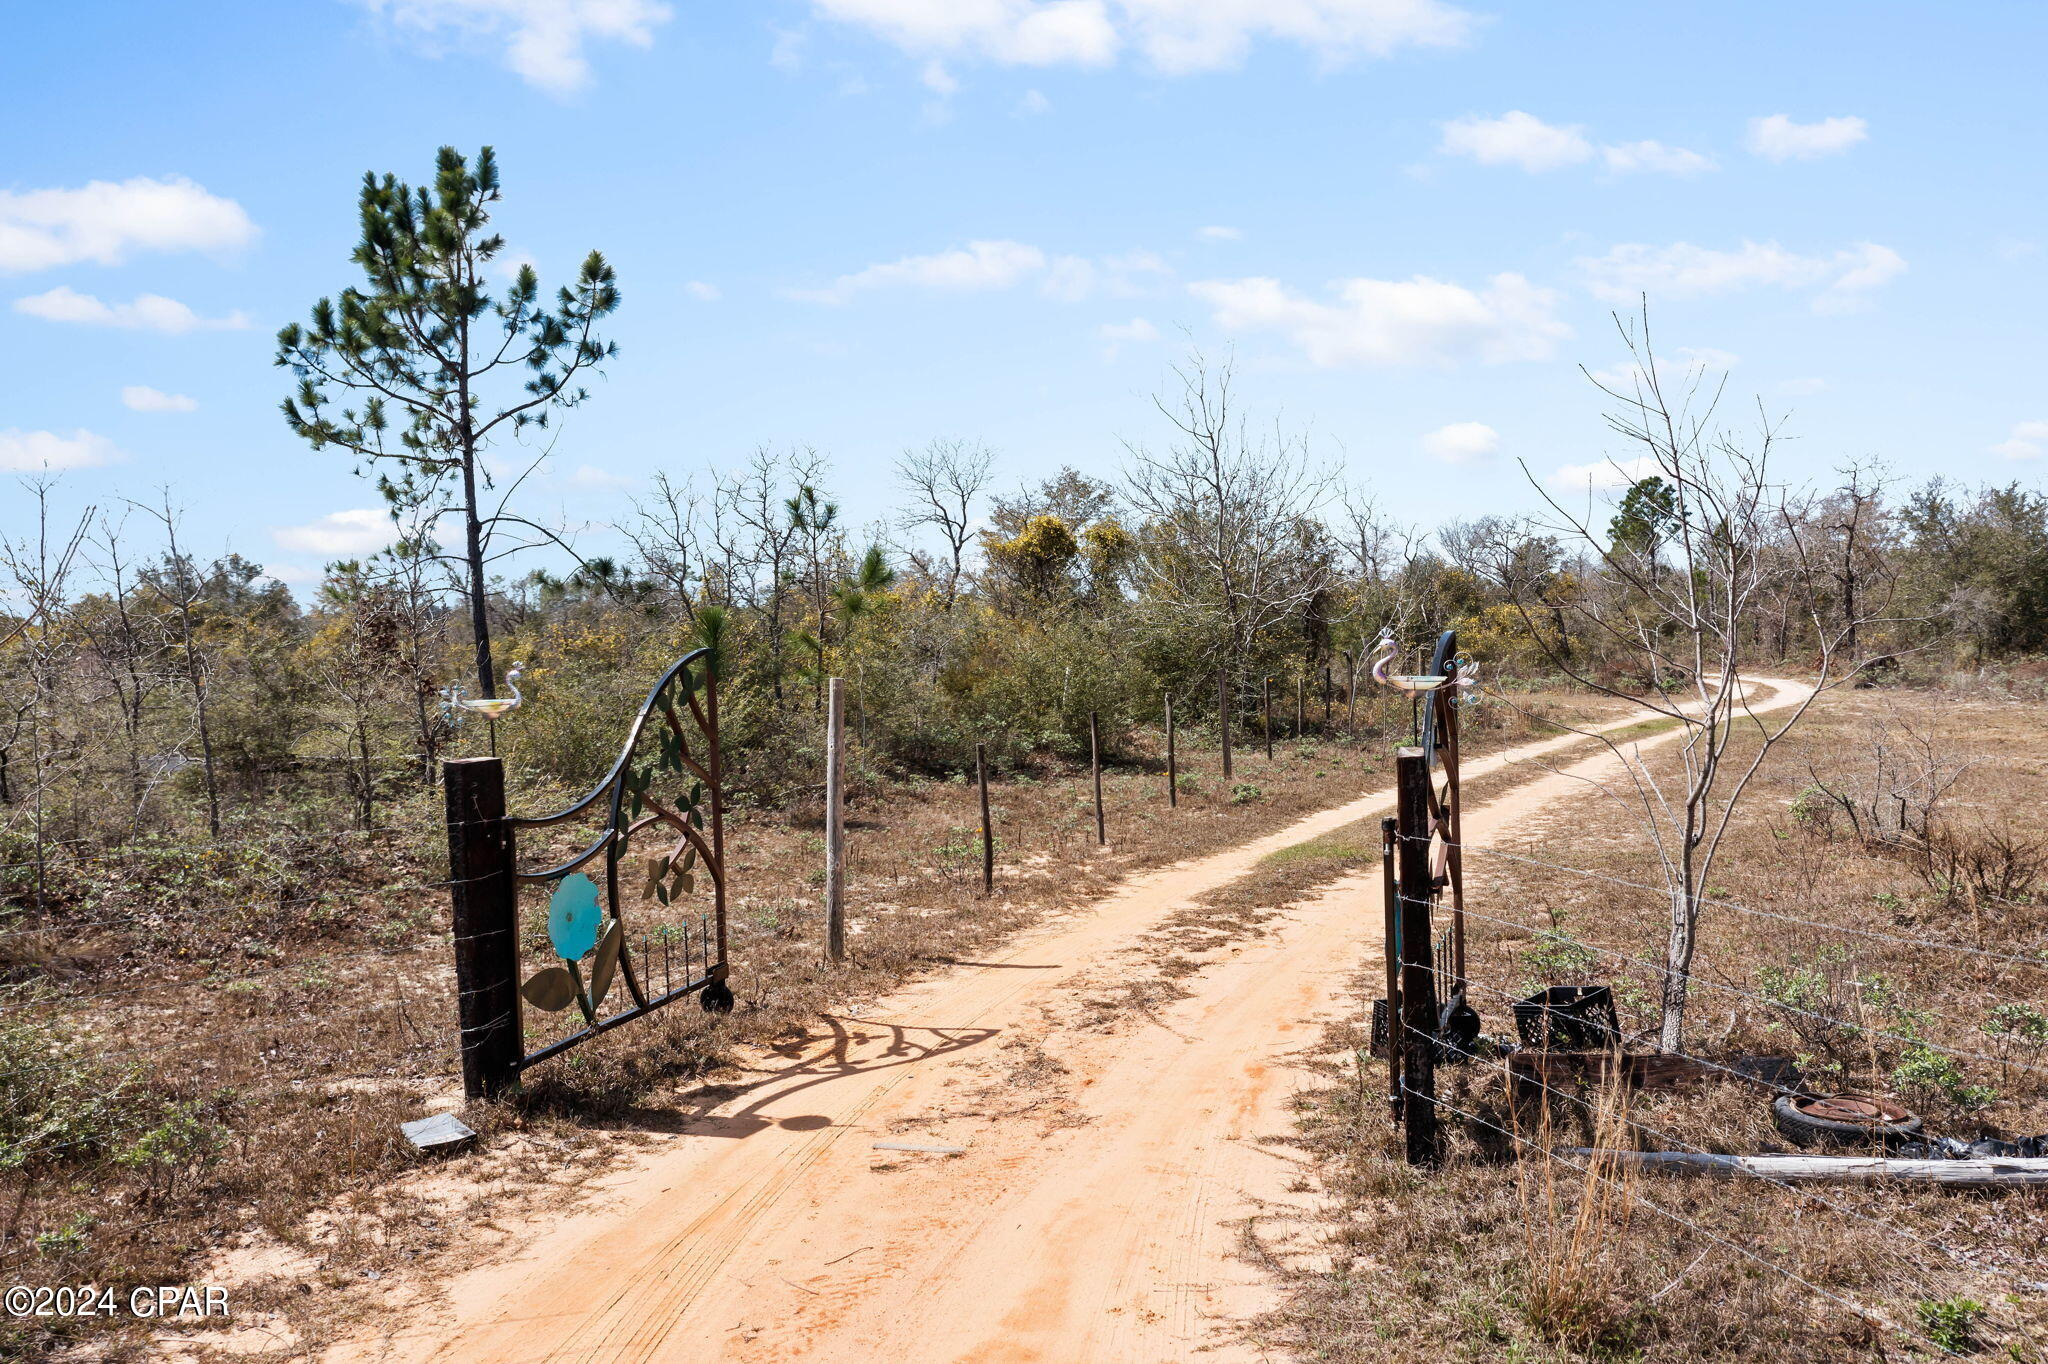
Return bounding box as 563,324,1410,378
826,677,845,962
1295,674,1306,737
1089,710,1106,845
976,741,994,895
1164,693,1178,808
1262,676,1274,759
446,756,521,1101
1395,748,1441,1166
1219,668,1233,780
1381,814,1402,1120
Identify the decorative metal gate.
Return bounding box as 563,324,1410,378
444,647,732,1099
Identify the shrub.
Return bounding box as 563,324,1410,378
1915,1297,1985,1354
1986,1002,2048,1044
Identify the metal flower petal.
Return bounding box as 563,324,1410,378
547,873,604,961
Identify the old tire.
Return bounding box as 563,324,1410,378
699,979,735,1015
1772,1093,1921,1150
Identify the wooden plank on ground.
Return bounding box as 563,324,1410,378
1565,1148,2048,1187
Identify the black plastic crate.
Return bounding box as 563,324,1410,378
1513,985,1619,1051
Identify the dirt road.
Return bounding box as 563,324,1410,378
335,680,1809,1364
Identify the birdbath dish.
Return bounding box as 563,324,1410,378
451,664,523,753
1368,636,1454,694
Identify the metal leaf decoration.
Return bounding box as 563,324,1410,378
521,965,578,1012
589,920,624,1006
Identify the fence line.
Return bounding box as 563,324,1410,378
1448,897,2048,1083
1457,841,2048,973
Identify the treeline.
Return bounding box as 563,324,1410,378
5,358,2048,868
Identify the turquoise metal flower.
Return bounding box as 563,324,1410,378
547,874,603,960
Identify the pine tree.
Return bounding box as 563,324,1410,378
275,145,619,696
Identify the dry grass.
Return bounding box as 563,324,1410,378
1258,682,2048,1362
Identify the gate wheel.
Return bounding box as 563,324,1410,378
699,979,736,1015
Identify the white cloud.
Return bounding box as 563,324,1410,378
1439,111,1591,172
1016,88,1052,115
1587,346,1738,392
684,280,721,301
788,240,1166,304
920,58,960,93
1098,315,1159,358
357,0,672,96
1991,421,2048,462
1601,139,1716,176
789,239,1046,303
1746,114,1867,161
1440,113,1712,176
1577,239,1905,312
0,428,121,473
121,385,198,413
1198,224,1242,241
1042,249,1169,302
271,509,399,557
1188,271,1569,368
491,249,540,282
263,563,320,585
1548,455,1661,490
0,175,256,274
1677,345,1739,371
567,463,637,490
1422,421,1498,464
808,0,1473,74
15,286,251,333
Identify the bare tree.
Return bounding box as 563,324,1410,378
1508,308,1885,1050
1122,352,1336,696
722,446,828,710
625,470,709,619
139,498,224,840
0,482,92,908
896,438,993,608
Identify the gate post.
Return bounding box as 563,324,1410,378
1381,815,1403,1121
1394,747,1442,1166
446,756,521,1100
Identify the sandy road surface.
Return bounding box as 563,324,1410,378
334,679,1809,1364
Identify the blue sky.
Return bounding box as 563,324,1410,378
3,1,2044,584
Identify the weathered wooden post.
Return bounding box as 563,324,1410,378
1262,676,1274,759
976,741,994,895
1295,674,1306,737
1394,748,1441,1166
446,756,521,1100
1218,668,1233,779
1089,710,1106,845
1381,814,1402,1120
1343,649,1357,730
1164,693,1178,808
825,677,846,962
1323,666,1332,723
